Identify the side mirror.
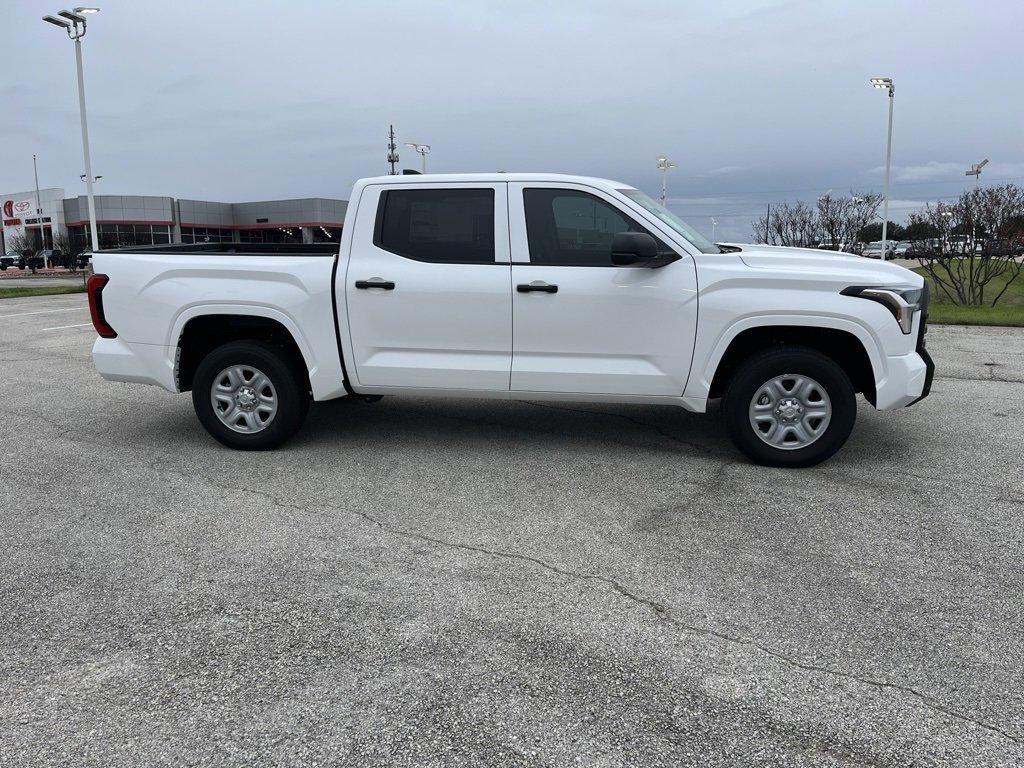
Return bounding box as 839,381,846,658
611,232,659,266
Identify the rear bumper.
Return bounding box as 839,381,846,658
92,337,177,392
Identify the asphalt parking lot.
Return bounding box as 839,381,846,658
2,293,1023,767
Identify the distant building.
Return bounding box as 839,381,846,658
1,187,347,255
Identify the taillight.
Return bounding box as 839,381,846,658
87,273,117,338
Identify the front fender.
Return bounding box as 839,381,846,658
685,312,884,402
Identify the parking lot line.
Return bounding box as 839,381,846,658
0,307,84,319
0,297,87,309
41,322,93,331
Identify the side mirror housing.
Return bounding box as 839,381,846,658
611,232,658,266
611,231,678,267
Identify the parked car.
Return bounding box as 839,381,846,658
88,173,933,468
893,241,912,257
39,249,64,268
861,240,895,259
2,249,44,270
17,251,45,270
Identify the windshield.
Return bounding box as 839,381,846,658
618,189,719,254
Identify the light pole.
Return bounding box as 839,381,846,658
32,154,49,251
965,158,988,188
711,217,717,242
871,77,895,261
405,143,431,173
656,155,676,208
941,209,954,253
965,159,987,249
43,7,101,254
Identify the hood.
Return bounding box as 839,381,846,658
717,243,922,287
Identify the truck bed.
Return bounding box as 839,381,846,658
90,245,347,401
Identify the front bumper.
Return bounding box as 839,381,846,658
876,285,934,409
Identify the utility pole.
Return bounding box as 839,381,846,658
32,154,48,251
387,125,399,175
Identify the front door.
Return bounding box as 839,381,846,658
343,183,512,391
508,182,698,396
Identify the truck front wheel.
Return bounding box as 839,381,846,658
722,347,856,468
192,340,309,450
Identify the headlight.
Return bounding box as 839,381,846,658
841,285,923,334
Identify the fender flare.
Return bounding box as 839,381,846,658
168,303,319,381
687,313,885,401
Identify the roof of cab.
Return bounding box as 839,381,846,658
355,173,634,191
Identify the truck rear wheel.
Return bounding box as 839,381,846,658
722,347,856,468
192,340,309,450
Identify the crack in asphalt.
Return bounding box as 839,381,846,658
935,373,1024,385
140,455,1022,748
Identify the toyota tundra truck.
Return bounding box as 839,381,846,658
88,173,933,467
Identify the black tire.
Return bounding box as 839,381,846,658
191,340,309,450
722,346,856,468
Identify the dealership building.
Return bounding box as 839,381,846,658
1,187,348,255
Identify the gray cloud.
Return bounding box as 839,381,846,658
2,0,1021,241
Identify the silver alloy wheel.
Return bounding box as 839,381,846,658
210,365,278,434
748,374,832,450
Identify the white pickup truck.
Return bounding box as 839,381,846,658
89,173,933,467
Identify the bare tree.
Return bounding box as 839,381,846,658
910,184,1024,306
51,230,78,271
755,201,819,247
846,192,883,248
753,192,882,251
6,231,39,274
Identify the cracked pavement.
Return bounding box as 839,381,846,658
1,294,1023,767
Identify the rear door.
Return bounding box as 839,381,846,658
343,182,512,391
508,182,698,396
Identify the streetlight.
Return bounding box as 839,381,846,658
43,7,100,253
656,155,676,208
871,77,895,261
964,159,987,248
965,158,988,187
405,143,431,173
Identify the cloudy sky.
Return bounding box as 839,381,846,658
2,0,1021,240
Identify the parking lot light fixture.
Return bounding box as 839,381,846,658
656,155,676,208
405,143,431,173
43,7,100,253
73,6,100,12
870,77,895,261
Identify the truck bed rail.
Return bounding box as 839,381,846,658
97,243,339,257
